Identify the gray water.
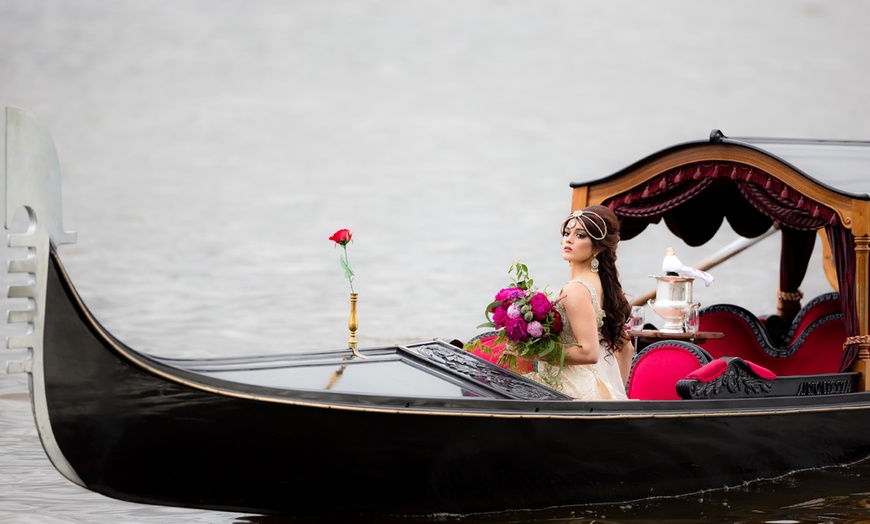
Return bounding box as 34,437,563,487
2,1,870,522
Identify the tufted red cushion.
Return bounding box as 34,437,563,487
684,359,728,382
627,345,709,400
686,358,776,382
698,304,845,376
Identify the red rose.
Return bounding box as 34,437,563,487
329,228,355,293
551,311,563,335
329,229,353,246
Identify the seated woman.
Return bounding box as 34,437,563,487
525,206,633,400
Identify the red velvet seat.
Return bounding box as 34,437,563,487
697,303,846,376
786,292,840,344
626,341,713,400
463,331,533,373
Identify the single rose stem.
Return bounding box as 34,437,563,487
344,245,354,293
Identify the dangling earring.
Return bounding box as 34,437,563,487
590,253,600,273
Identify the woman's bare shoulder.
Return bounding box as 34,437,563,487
559,281,594,305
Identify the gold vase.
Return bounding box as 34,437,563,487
347,292,365,359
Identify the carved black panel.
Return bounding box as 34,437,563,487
795,376,856,396
408,342,570,400
678,358,861,399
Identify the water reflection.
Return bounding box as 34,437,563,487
229,458,870,523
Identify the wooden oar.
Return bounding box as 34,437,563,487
325,365,346,389
630,226,779,306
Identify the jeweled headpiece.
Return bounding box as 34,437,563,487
561,210,607,241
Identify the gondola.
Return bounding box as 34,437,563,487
5,106,870,518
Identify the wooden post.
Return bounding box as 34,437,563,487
854,236,870,390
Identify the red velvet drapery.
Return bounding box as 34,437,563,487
605,162,838,241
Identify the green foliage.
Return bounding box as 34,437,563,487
509,261,533,290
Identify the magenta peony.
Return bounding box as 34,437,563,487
529,292,552,320
496,286,526,303
491,307,508,327
505,317,529,342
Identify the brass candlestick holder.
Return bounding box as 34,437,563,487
347,292,365,359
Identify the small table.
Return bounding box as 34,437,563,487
628,330,724,345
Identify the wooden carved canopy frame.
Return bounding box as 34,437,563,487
570,137,870,389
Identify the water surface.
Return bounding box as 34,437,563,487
2,1,870,522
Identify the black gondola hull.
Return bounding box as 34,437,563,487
42,252,870,517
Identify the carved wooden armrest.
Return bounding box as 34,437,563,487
676,357,859,399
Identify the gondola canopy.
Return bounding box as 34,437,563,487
570,130,870,381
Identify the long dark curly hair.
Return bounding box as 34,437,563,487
566,205,631,353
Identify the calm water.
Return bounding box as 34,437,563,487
3,1,870,522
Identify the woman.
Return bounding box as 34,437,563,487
529,205,633,400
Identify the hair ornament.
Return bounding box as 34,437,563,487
561,210,607,241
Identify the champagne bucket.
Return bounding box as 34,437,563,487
647,275,696,333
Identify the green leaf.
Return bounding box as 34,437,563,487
340,256,354,279
538,339,555,357
483,300,502,322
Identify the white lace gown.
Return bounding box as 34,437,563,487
529,279,628,400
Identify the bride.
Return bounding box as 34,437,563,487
527,205,634,400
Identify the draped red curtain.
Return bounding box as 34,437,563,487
605,162,838,240
779,229,817,322
826,225,859,370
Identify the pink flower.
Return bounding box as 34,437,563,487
507,303,522,319
505,317,529,343
529,292,552,320
527,320,543,338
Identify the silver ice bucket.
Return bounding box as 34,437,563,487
647,275,697,333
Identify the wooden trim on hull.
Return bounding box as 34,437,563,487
41,251,870,516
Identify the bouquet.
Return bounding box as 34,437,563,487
467,262,566,375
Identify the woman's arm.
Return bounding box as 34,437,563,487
614,335,634,386
559,282,601,365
